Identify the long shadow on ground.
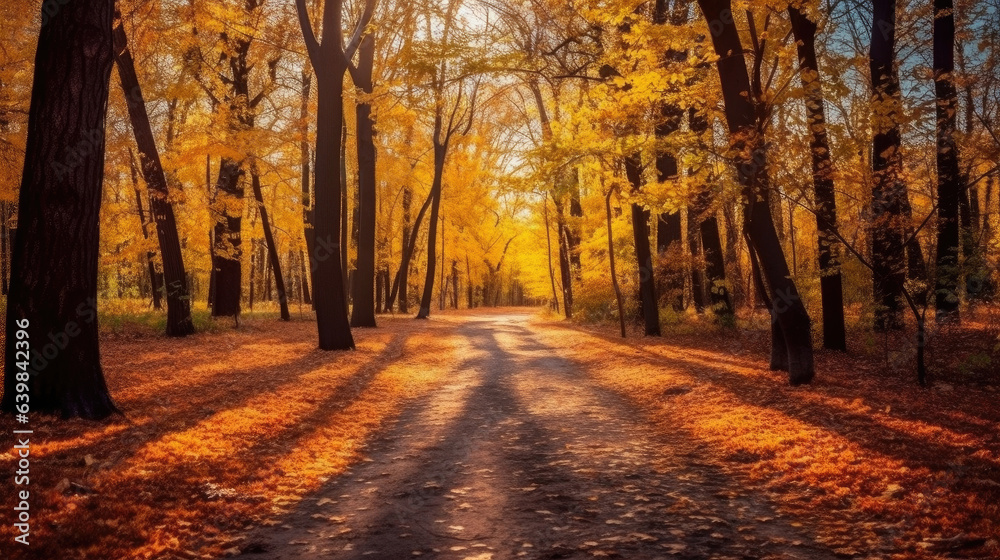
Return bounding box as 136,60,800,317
241,314,841,560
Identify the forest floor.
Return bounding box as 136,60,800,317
1,309,999,560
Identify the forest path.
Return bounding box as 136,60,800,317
245,311,840,560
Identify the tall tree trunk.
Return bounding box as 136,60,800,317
568,175,584,275
466,256,475,309
625,154,661,336
698,208,734,322
129,151,163,310
375,267,384,313
207,156,216,309
688,208,707,313
933,0,962,322
439,216,446,311
350,32,378,327
689,106,734,322
698,0,815,385
554,194,574,318
397,187,412,312
311,64,355,349
301,70,315,280
654,0,687,313
341,111,351,306
388,186,434,312
250,169,290,320
544,197,560,313
114,14,193,335
606,188,627,338
2,0,119,419
788,6,847,350
869,0,908,331
722,203,747,308
417,141,446,319
210,158,244,319
451,260,459,309
384,268,392,312
299,249,312,304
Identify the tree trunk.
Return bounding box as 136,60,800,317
688,106,734,322
375,267,384,313
933,0,962,322
788,6,847,350
698,210,734,322
210,158,244,318
2,0,119,419
250,169,290,320
625,153,661,336
341,111,351,306
698,0,814,385
653,0,688,313
350,32,378,327
544,197,560,313
301,70,315,287
466,256,475,309
388,186,433,312
397,187,413,312
129,152,163,311
114,13,193,335
688,208,708,313
299,249,312,304
438,218,448,311
451,260,459,309
417,142,446,319
554,194,574,318
249,237,257,311
606,188,627,338
384,268,392,312
310,62,354,350
869,0,908,331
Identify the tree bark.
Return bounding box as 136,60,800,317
554,193,575,318
788,6,847,350
397,187,413,312
295,0,365,350
387,186,433,312
114,13,193,335
544,197,560,313
210,158,244,319
417,140,446,319
300,70,315,289
698,0,814,385
2,0,119,419
933,0,962,322
606,188,627,338
250,169,290,320
625,153,661,336
688,208,708,313
688,106,734,322
869,0,908,331
350,32,378,327
129,151,162,311
341,111,351,306
653,0,687,313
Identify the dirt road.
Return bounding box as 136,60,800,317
244,312,838,560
